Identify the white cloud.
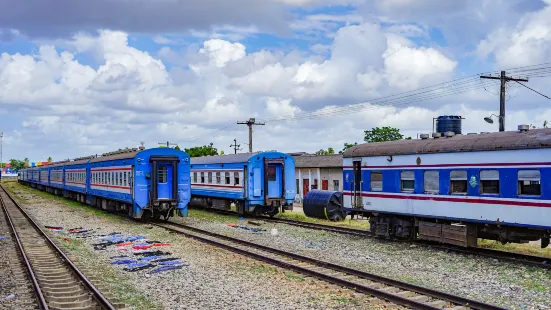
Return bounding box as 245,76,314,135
477,5,551,68
2,15,550,162
198,39,247,68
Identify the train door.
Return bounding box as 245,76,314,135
264,158,285,200
243,166,248,197
266,164,282,198
150,156,179,207
352,160,362,208
157,164,173,199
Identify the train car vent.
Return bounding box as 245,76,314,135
518,124,530,132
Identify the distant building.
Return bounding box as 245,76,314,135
292,154,343,202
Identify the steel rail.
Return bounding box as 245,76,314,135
0,185,117,310
207,209,550,270
262,216,551,270
156,221,506,310
1,188,49,310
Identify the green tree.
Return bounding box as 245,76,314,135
24,157,29,167
315,147,335,155
174,145,181,151
544,120,548,128
220,150,225,155
184,143,219,157
364,126,404,143
9,159,26,171
47,156,53,163
339,142,358,154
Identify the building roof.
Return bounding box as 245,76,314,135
292,154,342,168
343,128,551,158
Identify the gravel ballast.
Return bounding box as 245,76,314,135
5,183,385,310
173,211,551,310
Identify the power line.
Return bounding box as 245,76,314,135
183,62,551,143
515,81,551,100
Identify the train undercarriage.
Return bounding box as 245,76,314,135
19,180,177,221
367,213,551,249
189,195,292,217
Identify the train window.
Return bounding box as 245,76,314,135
518,170,541,196
123,172,127,186
225,172,230,185
234,172,240,185
158,166,168,184
480,170,499,194
193,172,197,183
216,172,221,184
200,172,205,183
267,166,276,181
424,171,439,193
370,171,382,191
450,170,467,194
400,170,415,192
208,172,212,184
119,172,123,186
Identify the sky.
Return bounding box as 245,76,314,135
2,0,551,162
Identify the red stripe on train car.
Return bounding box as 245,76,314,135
342,192,551,208
342,161,551,169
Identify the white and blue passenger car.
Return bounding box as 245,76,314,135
189,152,296,216
343,127,551,248
18,147,191,220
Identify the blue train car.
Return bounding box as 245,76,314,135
342,126,551,248
18,147,191,220
189,152,296,216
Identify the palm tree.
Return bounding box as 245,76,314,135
47,156,52,163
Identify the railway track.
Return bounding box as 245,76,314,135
263,216,551,270
153,221,505,310
0,185,120,310
202,208,551,270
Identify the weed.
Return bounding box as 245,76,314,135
285,272,305,282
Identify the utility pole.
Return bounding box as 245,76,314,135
230,138,241,154
159,141,177,148
237,118,265,153
480,71,528,132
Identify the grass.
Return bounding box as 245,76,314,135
285,272,305,282
4,182,120,221
186,206,371,230
275,208,370,230
478,239,551,258
4,182,160,310
332,297,359,305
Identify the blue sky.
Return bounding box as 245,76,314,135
1,0,551,161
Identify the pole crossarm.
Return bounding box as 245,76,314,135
480,71,529,132
237,118,265,153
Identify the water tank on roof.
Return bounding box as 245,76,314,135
436,115,462,135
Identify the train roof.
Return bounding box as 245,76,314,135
343,128,551,158
191,152,260,165
89,151,137,163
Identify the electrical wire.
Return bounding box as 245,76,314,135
183,61,551,142
515,81,551,100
